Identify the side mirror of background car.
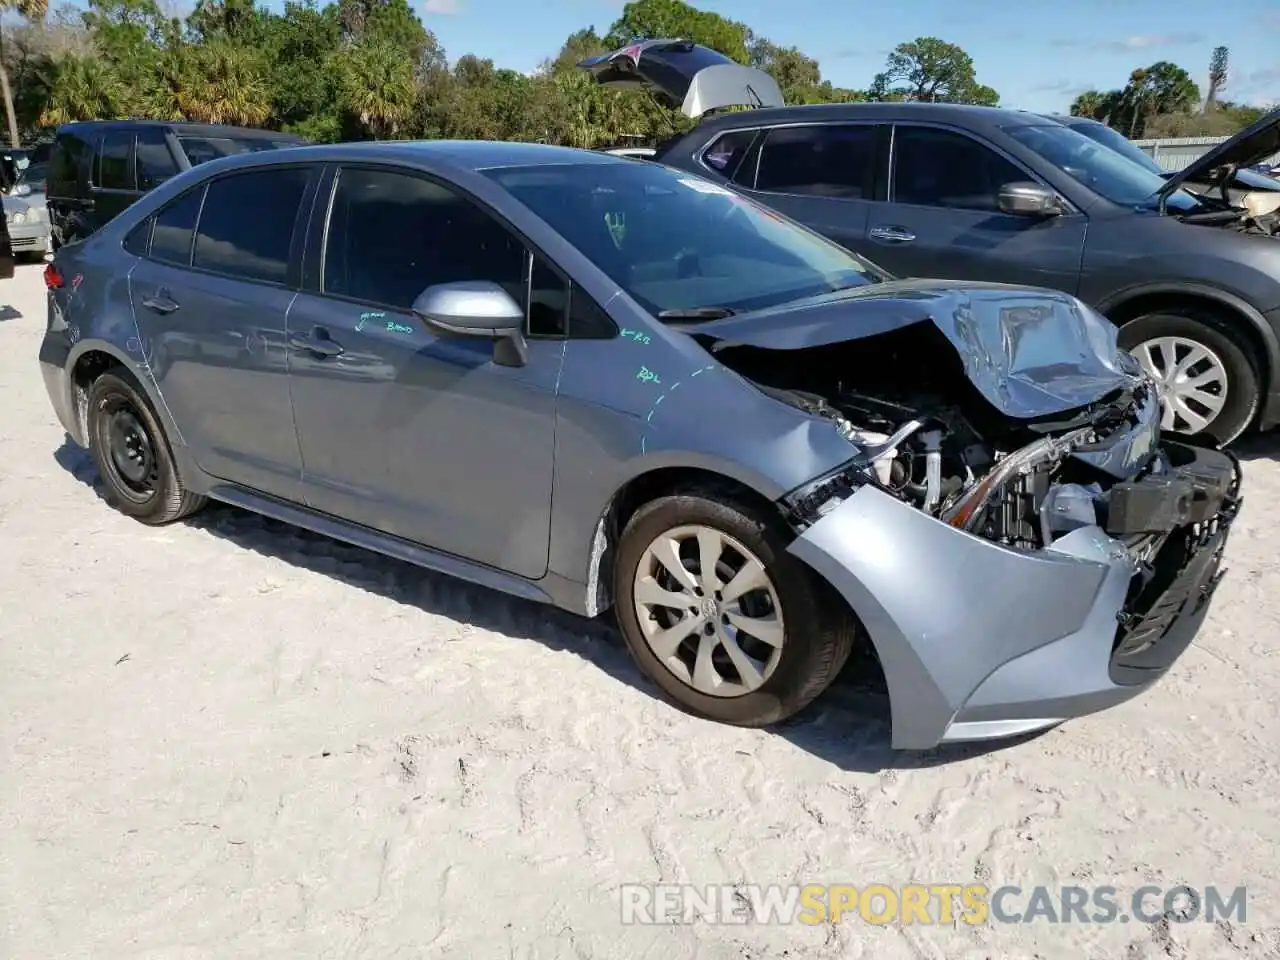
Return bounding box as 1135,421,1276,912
411,280,529,367
997,182,1065,218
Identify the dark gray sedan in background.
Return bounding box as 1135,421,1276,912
583,40,1280,448
38,141,1240,749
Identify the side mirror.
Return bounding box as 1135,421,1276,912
411,280,528,367
997,181,1065,218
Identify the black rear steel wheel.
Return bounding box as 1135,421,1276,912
86,372,206,524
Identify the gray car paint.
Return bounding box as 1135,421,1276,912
650,101,1280,430
38,140,1235,749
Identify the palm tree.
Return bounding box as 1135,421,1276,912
182,41,271,126
0,0,47,145
337,39,414,139
39,53,126,126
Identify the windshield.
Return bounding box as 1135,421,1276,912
482,161,882,317
1068,122,1165,174
179,136,300,168
1006,123,1207,212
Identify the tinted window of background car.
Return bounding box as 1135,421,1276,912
151,186,205,265
98,132,135,190
135,134,179,191
323,167,526,311
891,126,1024,211
179,136,295,168
193,168,309,283
701,129,758,182
755,125,876,198
50,133,88,189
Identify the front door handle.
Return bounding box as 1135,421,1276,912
141,289,180,314
289,327,344,359
868,225,917,243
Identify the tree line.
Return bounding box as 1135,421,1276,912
0,0,1269,150
1069,46,1266,140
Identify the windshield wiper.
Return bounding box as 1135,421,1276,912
656,306,737,321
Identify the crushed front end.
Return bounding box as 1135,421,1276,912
686,284,1244,747
776,376,1242,748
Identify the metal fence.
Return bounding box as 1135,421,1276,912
1132,136,1279,172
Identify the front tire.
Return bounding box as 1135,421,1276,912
86,372,206,525
1118,310,1260,446
613,489,856,726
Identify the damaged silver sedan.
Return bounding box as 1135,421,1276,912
40,142,1241,749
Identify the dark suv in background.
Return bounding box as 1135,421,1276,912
46,120,306,250
580,40,1280,447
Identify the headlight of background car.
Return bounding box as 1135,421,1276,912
7,209,24,225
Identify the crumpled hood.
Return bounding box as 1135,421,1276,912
683,280,1146,419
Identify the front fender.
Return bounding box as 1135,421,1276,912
788,485,1123,749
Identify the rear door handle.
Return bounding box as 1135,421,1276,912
141,289,180,314
868,225,916,243
289,327,344,359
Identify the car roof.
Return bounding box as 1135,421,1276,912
191,139,633,175
56,120,306,141
689,101,1066,135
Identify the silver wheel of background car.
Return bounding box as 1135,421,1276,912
1131,335,1229,435
632,523,785,698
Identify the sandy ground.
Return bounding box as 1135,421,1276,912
2,261,1280,959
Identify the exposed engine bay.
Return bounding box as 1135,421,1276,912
700,320,1235,559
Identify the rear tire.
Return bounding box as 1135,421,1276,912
86,372,206,525
1117,309,1260,447
613,488,856,726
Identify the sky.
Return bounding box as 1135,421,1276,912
404,0,1280,114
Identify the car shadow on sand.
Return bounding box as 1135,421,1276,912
52,434,1043,773
1231,428,1280,462
0,304,22,321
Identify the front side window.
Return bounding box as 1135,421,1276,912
756,124,878,199
892,126,1026,211
323,167,528,313
150,187,205,265
193,167,310,283
1005,123,1206,211
483,161,881,319
98,132,135,190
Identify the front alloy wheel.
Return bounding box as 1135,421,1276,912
633,524,785,697
613,490,856,726
1131,335,1229,435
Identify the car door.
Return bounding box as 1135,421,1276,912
867,124,1086,292
90,129,139,232
285,164,565,579
728,122,885,255
128,164,318,501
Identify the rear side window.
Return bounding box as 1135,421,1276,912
700,129,758,182
136,133,179,191
50,133,89,189
755,125,877,199
151,187,205,265
193,167,309,284
98,131,135,190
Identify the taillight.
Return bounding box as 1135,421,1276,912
43,262,63,289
